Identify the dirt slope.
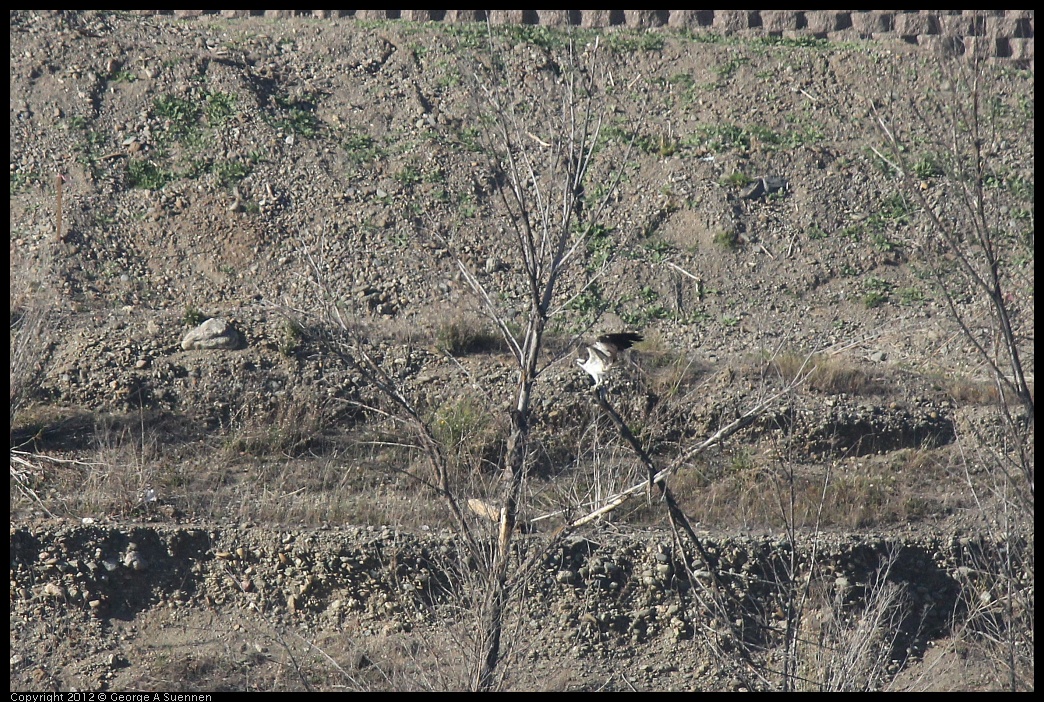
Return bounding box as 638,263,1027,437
9,11,1034,692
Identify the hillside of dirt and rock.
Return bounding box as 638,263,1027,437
9,11,1034,692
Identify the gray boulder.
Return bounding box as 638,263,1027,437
181,317,243,351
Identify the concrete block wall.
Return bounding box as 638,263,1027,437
148,10,1033,69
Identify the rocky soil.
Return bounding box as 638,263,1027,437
10,519,1025,692
9,11,1034,692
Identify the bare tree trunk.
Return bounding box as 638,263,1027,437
478,310,544,689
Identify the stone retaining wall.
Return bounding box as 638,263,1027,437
140,10,1034,68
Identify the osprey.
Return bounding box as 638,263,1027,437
577,332,643,388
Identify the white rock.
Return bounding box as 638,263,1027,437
181,317,243,350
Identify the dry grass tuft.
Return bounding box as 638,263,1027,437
766,350,879,396
937,374,1005,406
10,256,57,435
430,395,506,478
635,337,710,398
668,447,960,530
434,316,508,356
795,552,910,691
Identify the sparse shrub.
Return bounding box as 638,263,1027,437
807,224,829,240
183,306,206,327
153,94,201,137
937,374,1003,406
278,107,320,137
10,277,54,433
713,229,740,249
642,238,676,263
344,132,384,164
584,223,616,270
393,165,423,187
10,180,60,433
861,276,893,308
435,318,504,356
127,159,174,190
840,225,863,242
272,93,321,137
692,123,749,152
897,287,924,306
279,318,304,357
566,286,606,319
728,448,756,474
203,90,238,126
225,391,331,458
213,160,250,187
862,290,888,308
871,192,912,227
634,130,679,157
794,553,910,691
870,231,899,253
748,124,783,147
431,396,504,475
10,171,32,195
912,154,943,179
722,171,752,188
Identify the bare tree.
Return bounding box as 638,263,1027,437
300,23,833,686
871,45,1033,443
459,37,618,690
871,32,1033,691
299,27,646,690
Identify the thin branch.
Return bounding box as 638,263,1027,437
455,260,524,362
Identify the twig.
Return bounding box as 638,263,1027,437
867,144,902,175
525,131,551,148
663,259,702,297
10,465,58,519
10,449,106,467
55,173,65,242
795,87,819,104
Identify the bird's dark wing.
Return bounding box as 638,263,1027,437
597,332,643,352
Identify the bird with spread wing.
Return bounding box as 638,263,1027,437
576,332,643,389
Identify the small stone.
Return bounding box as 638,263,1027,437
123,550,146,571
556,569,577,584
43,583,65,598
